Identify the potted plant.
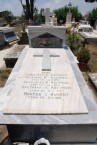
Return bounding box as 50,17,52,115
77,47,90,71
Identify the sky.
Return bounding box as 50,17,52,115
0,0,97,16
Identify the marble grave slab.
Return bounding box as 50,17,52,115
4,48,88,114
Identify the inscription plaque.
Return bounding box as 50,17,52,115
4,48,88,114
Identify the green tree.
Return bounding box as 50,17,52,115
85,0,97,2
19,0,36,21
88,8,97,26
30,0,36,20
54,6,82,24
38,8,45,23
0,11,15,24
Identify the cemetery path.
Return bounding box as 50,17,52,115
0,48,10,68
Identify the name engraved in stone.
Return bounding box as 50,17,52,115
22,72,71,100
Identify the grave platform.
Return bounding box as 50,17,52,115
0,46,97,143
89,73,97,91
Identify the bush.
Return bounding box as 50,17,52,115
77,47,90,63
68,33,79,54
0,69,11,80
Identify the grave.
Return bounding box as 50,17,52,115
80,31,97,43
0,8,97,144
78,21,97,43
3,44,25,68
0,27,19,47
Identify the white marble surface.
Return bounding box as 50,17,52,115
4,48,88,114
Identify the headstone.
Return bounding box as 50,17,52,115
66,13,72,27
42,8,53,25
28,8,66,48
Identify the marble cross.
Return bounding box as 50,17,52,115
34,49,59,71
42,8,53,25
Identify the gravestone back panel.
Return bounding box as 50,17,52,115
31,33,62,48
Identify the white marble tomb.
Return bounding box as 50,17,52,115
1,8,97,143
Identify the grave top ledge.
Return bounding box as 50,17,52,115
28,25,67,29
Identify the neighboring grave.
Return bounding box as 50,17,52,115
79,31,97,43
0,27,19,46
4,44,25,68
